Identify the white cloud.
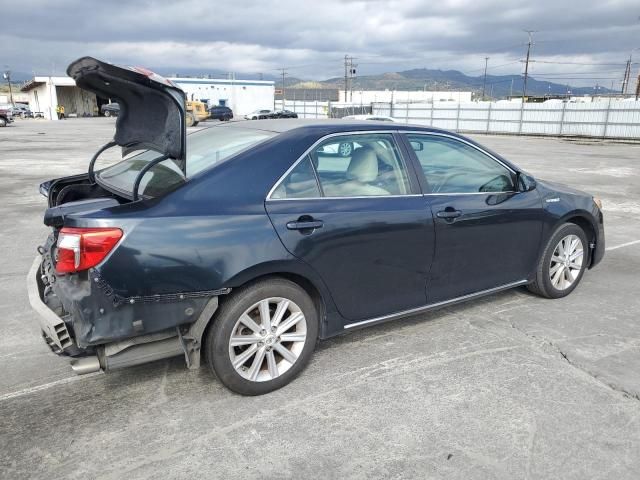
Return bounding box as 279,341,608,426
2,0,638,87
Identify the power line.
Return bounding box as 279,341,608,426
462,60,522,75
531,60,630,66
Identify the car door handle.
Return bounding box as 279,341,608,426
436,209,462,219
286,220,324,230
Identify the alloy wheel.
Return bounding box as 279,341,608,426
549,234,584,290
338,142,352,157
228,297,307,382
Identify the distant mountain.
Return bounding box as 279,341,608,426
148,65,608,98
310,67,609,98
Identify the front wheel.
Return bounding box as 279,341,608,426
104,110,111,117
528,223,588,298
0,117,6,127
205,278,318,395
338,141,353,157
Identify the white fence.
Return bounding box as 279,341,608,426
275,100,330,118
276,99,640,139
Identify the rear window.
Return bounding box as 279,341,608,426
96,126,276,197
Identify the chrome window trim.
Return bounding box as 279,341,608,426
423,191,515,196
344,279,529,330
266,130,412,201
267,194,423,201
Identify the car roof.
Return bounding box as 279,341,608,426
202,118,454,135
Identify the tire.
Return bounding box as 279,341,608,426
0,117,6,127
186,112,195,127
104,110,111,117
205,278,319,395
527,222,588,299
338,142,353,157
192,120,199,127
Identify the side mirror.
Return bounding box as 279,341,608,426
517,172,537,192
409,140,424,151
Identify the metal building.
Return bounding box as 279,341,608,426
21,76,98,120
169,77,275,115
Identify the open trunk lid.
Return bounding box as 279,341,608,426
67,56,187,173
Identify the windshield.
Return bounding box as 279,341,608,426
97,125,276,197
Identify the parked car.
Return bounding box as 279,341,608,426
29,57,605,396
245,109,274,120
101,102,120,117
343,114,396,122
0,107,14,126
273,109,298,119
208,105,233,121
12,104,33,118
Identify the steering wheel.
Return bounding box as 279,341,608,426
430,172,468,193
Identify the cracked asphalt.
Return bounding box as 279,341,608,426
1,118,639,479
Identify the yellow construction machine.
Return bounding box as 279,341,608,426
185,100,209,127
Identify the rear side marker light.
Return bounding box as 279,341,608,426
56,227,123,274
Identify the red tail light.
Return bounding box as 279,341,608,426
56,227,123,274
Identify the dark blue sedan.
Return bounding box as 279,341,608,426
28,58,605,395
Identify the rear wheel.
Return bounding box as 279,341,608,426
104,110,111,117
205,278,318,395
528,223,588,298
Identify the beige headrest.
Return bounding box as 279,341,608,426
346,147,378,182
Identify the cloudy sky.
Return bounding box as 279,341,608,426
2,0,639,87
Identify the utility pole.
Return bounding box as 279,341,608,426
349,57,357,103
522,30,536,103
621,57,631,95
344,55,349,103
277,68,288,111
510,78,514,98
2,69,14,106
481,57,489,100
636,75,640,101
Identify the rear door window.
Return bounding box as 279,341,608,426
311,134,411,197
270,157,321,199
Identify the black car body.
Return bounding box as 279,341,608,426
28,57,604,395
100,102,120,117
208,105,233,121
273,109,298,119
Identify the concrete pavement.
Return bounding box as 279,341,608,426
1,118,639,479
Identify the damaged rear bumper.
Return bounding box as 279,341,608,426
27,255,222,374
27,256,75,353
